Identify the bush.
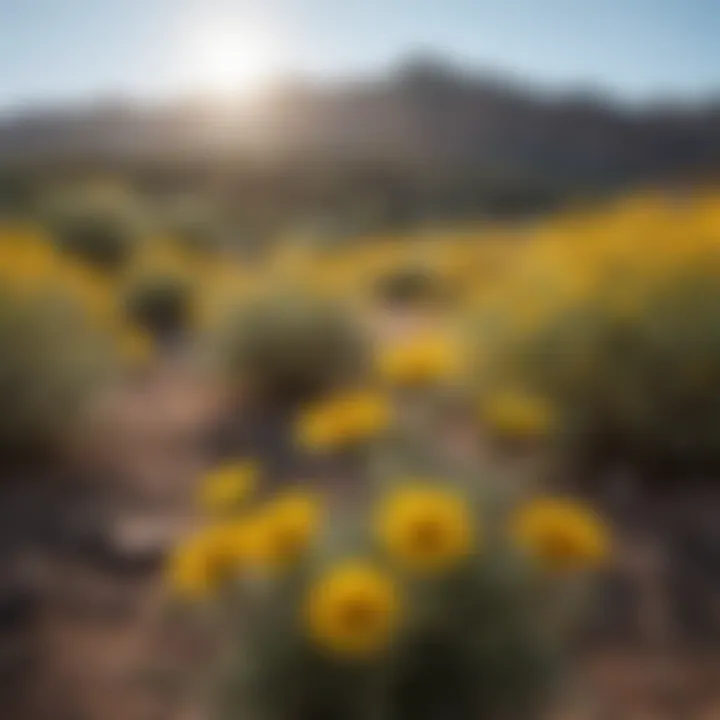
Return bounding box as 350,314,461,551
0,277,113,466
167,453,607,720
121,269,194,341
173,218,225,257
214,290,368,406
373,264,449,309
473,193,720,476
44,194,141,272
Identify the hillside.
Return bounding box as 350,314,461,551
2,59,720,220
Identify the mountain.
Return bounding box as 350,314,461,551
2,58,720,220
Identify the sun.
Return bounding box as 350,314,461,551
188,19,280,97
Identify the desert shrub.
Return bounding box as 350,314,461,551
0,276,114,466
373,264,449,309
121,268,194,342
472,192,720,476
166,399,608,720
213,290,368,406
163,201,228,257
44,192,142,272
0,173,39,221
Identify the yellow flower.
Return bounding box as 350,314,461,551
295,401,342,450
375,483,475,573
512,498,610,572
296,390,391,451
166,522,249,598
199,461,257,514
249,490,322,568
341,390,393,439
377,333,460,386
305,561,401,657
481,390,554,439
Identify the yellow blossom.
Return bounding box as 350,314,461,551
377,333,460,386
248,490,322,568
166,522,249,598
199,461,258,514
305,561,401,657
512,497,610,572
375,483,475,573
296,390,392,451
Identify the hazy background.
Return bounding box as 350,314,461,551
2,0,720,232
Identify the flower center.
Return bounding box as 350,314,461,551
338,596,379,632
410,517,444,551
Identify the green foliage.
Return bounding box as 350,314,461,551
163,201,228,257
208,487,577,720
214,290,368,405
0,173,39,220
0,281,113,465
374,264,448,309
391,552,565,720
122,270,194,340
216,570,384,720
488,265,720,474
44,196,140,272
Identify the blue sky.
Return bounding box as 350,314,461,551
1,0,719,108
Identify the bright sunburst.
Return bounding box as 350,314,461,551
187,19,280,97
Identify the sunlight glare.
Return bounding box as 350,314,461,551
189,19,280,97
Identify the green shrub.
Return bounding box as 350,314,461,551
121,270,194,341
480,264,720,475
214,290,368,405
0,280,113,466
44,197,140,272
179,474,594,720
166,208,227,257
373,264,449,309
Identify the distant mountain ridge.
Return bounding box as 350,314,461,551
2,59,720,217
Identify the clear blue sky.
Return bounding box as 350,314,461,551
1,0,719,108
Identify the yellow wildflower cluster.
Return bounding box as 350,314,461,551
172,460,325,596
295,390,392,451
5,181,653,680
199,461,258,514
167,521,250,599
377,332,462,387
0,224,165,371
248,490,324,568
171,456,610,659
